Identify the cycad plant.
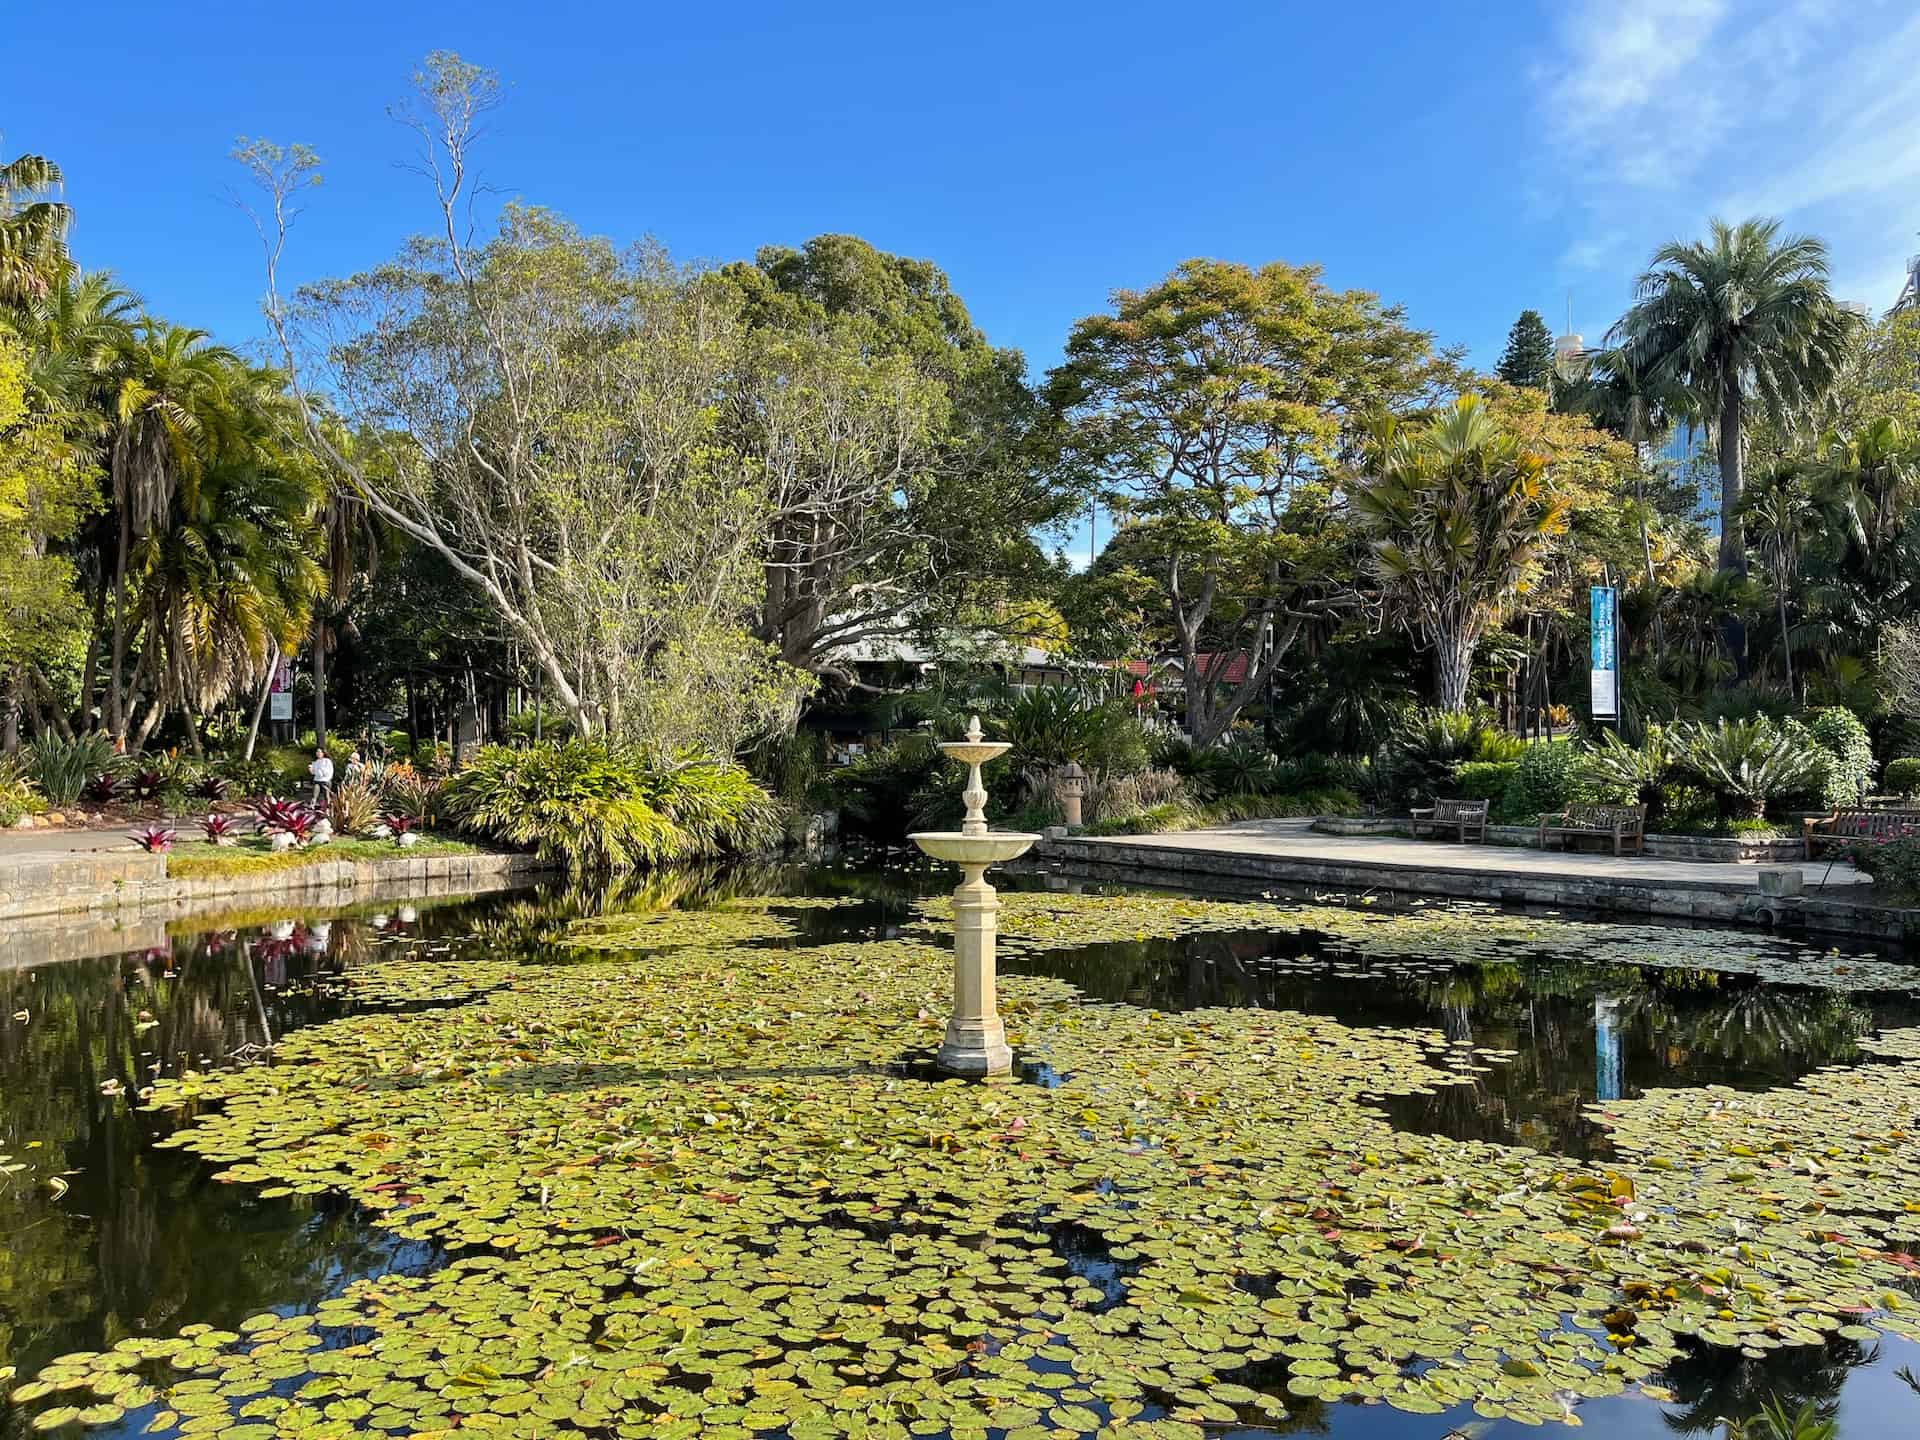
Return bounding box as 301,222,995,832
1672,718,1823,820
1578,726,1679,828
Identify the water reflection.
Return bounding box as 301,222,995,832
1010,925,1916,1158
0,895,496,1433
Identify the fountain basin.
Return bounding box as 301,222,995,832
936,740,1013,767
909,831,1040,866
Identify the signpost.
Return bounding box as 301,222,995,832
1589,585,1618,723
269,657,293,725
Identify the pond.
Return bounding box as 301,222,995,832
3,863,1920,1440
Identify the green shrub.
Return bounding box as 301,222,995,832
1804,707,1875,809
1845,830,1920,898
27,731,115,807
441,740,778,872
1083,767,1190,824
1884,757,1920,797
1672,719,1825,820
1450,760,1517,808
215,752,287,799
0,756,41,827
1201,735,1281,797
750,729,828,810
1504,742,1587,822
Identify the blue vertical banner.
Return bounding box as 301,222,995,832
1589,585,1618,720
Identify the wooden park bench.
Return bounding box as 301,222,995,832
1409,798,1489,843
1538,802,1646,857
1804,807,1920,860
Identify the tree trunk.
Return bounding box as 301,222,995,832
1777,585,1795,703
108,507,130,743
79,577,107,732
2,668,20,754
1718,380,1749,682
311,616,327,748
1434,633,1474,714
132,696,164,751
243,643,278,761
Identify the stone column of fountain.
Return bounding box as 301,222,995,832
909,717,1039,1077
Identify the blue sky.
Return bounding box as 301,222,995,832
10,0,1918,481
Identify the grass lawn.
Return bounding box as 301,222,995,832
167,833,480,880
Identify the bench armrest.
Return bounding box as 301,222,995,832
1410,807,1435,819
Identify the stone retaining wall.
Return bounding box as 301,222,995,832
0,848,551,927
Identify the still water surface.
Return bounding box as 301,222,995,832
3,864,1919,1438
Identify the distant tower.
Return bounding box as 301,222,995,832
1898,249,1920,312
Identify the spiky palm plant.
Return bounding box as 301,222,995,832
1352,396,1567,712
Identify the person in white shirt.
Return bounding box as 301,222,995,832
309,749,336,806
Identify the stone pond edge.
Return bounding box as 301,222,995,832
1034,833,1920,945
0,847,556,926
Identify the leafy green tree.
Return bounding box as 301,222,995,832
1740,462,1818,698
0,330,96,743
721,235,1068,683
1045,257,1452,746
1613,218,1859,676
1352,395,1567,712
123,365,323,749
241,64,811,753
1494,309,1554,391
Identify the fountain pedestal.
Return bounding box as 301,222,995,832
909,717,1038,1078
942,862,1009,1075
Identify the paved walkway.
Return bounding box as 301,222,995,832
0,825,146,858
1059,817,1870,892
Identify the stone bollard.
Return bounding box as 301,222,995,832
1057,760,1087,828
1757,866,1804,898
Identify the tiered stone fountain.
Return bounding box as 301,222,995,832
909,717,1039,1077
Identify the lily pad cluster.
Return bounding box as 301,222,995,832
11,891,1920,1438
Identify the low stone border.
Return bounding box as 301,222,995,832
1035,834,1920,945
1309,817,1805,864
0,847,554,926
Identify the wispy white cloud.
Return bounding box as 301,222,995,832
1530,0,1920,318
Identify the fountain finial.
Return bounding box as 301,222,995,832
965,714,984,743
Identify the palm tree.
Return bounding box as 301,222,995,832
0,150,70,308
1613,220,1858,676
1352,395,1567,712
1740,463,1818,699
106,324,240,742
